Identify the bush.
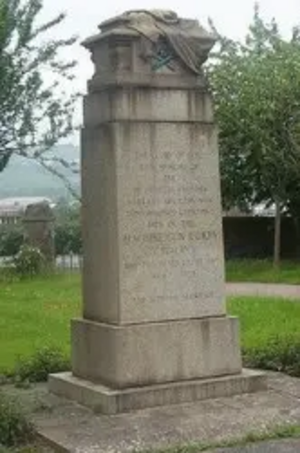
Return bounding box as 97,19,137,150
54,204,82,255
55,223,82,255
0,393,33,447
0,226,23,257
15,348,70,383
0,266,19,283
243,337,300,377
11,246,45,278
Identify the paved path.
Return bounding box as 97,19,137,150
226,283,300,300
7,372,300,453
213,439,300,452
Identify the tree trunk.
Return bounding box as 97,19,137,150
273,198,281,268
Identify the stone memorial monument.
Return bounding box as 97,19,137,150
23,201,55,266
49,10,266,414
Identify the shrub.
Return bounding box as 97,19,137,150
54,204,82,255
0,226,23,257
0,265,18,283
55,223,82,255
15,348,70,383
0,393,33,447
11,246,45,278
243,336,300,377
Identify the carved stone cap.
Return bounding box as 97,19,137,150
83,10,216,75
24,202,54,222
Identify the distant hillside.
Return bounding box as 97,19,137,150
0,144,80,201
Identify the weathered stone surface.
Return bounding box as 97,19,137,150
82,121,226,325
80,14,224,327
70,317,242,388
49,369,266,415
50,10,266,412
83,87,214,125
23,202,55,264
16,373,298,452
83,10,216,79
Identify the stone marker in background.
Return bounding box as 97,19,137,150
49,10,266,414
23,202,55,266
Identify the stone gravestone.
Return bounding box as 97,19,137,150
49,10,266,414
23,202,55,267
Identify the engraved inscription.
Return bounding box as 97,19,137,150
117,123,224,319
123,231,218,244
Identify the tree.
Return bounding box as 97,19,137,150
0,0,78,188
209,5,300,266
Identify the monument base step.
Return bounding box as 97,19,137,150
49,369,267,415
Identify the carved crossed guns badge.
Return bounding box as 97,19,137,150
151,38,176,71
138,34,177,72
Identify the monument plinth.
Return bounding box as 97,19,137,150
49,10,266,413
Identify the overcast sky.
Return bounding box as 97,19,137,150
40,0,299,143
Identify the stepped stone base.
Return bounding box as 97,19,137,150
69,316,243,388
49,369,267,415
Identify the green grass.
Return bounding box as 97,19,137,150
228,296,300,350
226,259,300,284
229,295,300,375
0,274,300,375
140,424,300,452
0,274,81,374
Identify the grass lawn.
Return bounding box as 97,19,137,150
0,274,81,373
228,296,300,350
1,273,300,374
226,259,300,284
